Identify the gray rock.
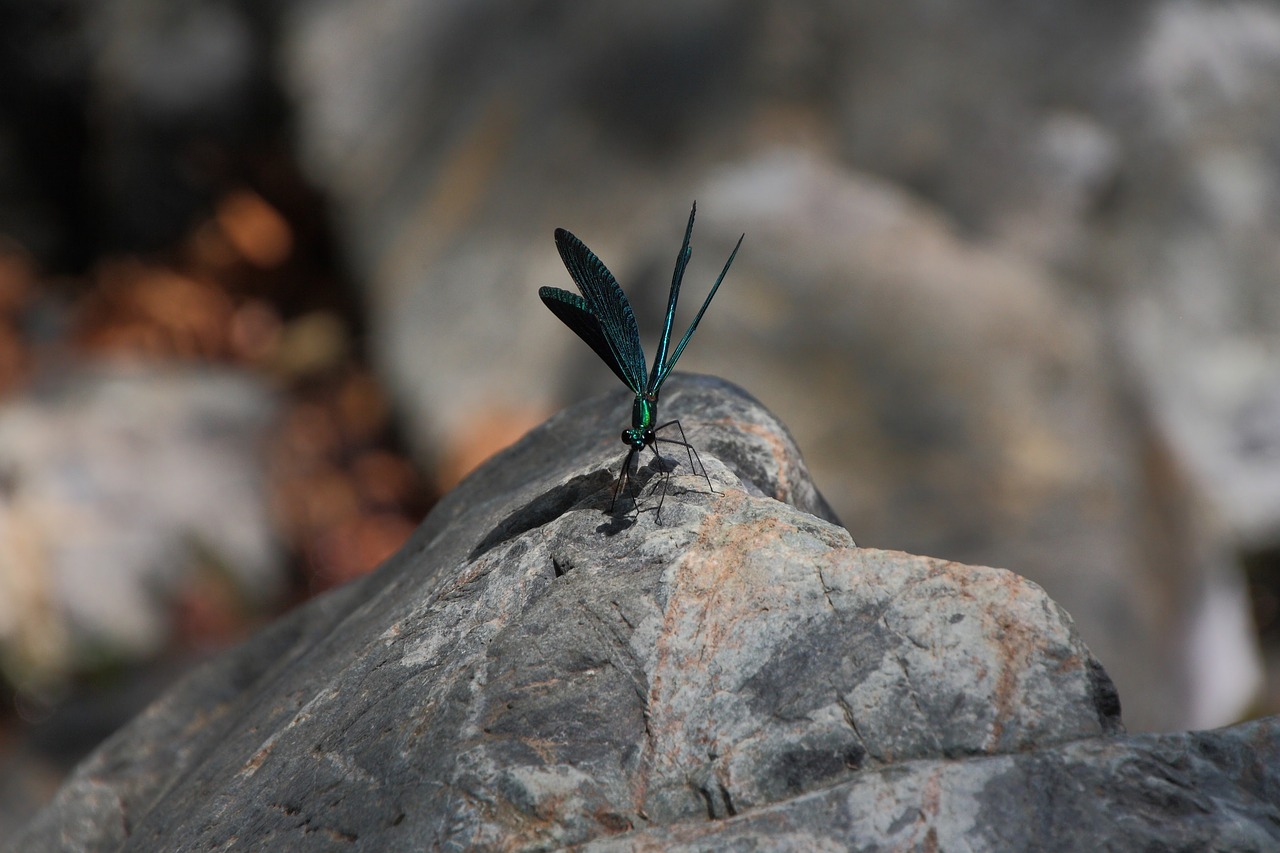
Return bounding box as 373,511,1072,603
1114,2,1280,554
584,718,1280,851
11,377,1172,851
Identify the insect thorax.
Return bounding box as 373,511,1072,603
623,394,658,448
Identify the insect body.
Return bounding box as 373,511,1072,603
539,202,743,519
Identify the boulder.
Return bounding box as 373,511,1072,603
21,377,1271,852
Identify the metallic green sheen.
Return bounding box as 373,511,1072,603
624,395,657,449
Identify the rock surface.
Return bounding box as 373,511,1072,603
584,718,1280,851
19,377,1275,852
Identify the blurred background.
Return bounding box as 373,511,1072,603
3,0,1280,829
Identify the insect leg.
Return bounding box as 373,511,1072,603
652,419,715,495
611,445,641,514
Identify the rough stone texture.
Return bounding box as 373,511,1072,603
584,719,1280,851
22,377,1277,852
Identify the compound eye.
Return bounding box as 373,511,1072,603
620,430,631,444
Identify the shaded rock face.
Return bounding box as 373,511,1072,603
11,376,1198,851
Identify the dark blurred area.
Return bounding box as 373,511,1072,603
4,0,1280,833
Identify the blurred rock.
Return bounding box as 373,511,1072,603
831,0,1146,251
833,0,1280,557
0,364,282,692
1115,2,1280,552
10,377,1160,851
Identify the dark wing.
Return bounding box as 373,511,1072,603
649,202,696,395
654,231,743,390
539,287,637,390
553,228,647,394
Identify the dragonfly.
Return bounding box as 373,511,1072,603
539,202,743,519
